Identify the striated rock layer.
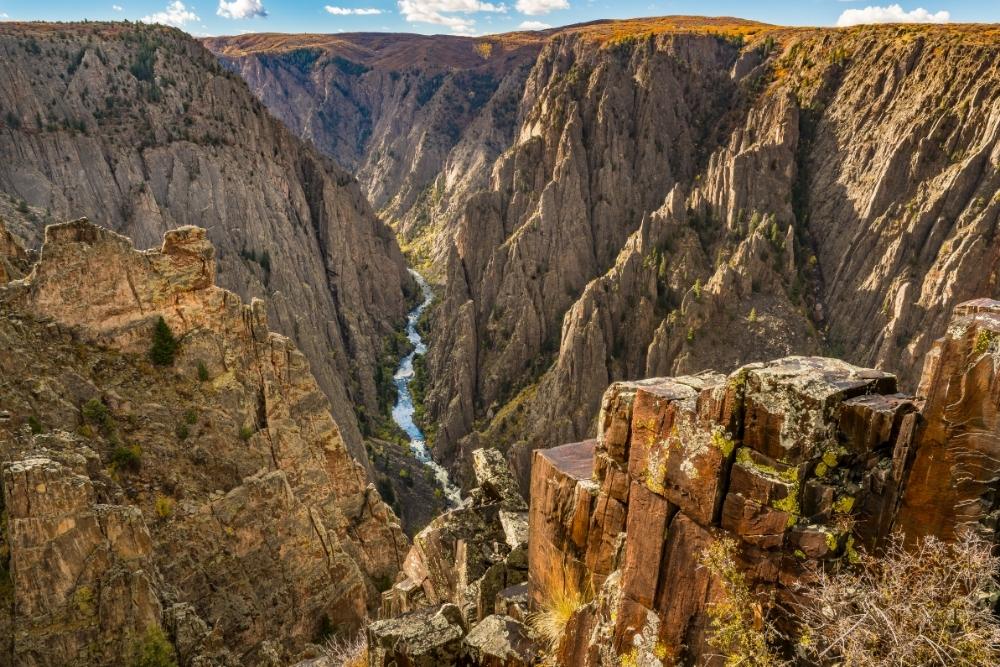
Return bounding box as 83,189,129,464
213,20,1000,490
528,298,1000,665
0,220,407,665
0,22,413,464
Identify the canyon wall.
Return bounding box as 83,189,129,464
0,219,406,665
214,21,1000,490
0,22,413,464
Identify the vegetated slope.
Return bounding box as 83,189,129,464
0,219,407,665
213,20,1000,488
0,21,413,464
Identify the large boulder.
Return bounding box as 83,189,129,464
367,603,469,666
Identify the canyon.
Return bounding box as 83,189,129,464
210,19,1000,494
0,14,999,667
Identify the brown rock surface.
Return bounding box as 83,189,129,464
0,220,407,665
384,447,528,627
897,299,1000,543
527,298,1000,664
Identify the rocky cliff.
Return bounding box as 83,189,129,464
0,219,407,665
212,20,1000,491
0,22,414,465
527,297,1000,665
359,298,1000,666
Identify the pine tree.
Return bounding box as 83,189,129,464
149,317,178,366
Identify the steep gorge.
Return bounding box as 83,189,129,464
0,22,413,465
214,20,1000,489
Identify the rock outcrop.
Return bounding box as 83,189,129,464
0,220,407,665
527,298,1000,665
0,22,413,465
369,447,539,666
213,20,1000,493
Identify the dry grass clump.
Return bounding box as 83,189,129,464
702,534,1000,667
529,565,593,652
795,533,1000,666
700,538,787,667
323,633,368,667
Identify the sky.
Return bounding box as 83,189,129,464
0,1,996,38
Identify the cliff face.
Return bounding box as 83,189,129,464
205,31,545,268
213,21,1000,490
353,299,1000,666
526,298,1000,665
0,219,407,665
0,22,414,464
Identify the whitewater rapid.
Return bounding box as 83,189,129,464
390,269,462,506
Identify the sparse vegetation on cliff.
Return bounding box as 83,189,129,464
702,533,1000,666
795,534,1000,666
701,538,785,667
130,626,177,667
149,317,178,366
529,567,592,652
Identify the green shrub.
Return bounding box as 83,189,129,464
184,409,198,425
130,41,156,83
174,423,189,441
196,361,209,382
154,495,175,520
131,626,177,667
239,424,254,441
112,444,142,473
82,398,114,430
149,317,178,366
26,416,43,434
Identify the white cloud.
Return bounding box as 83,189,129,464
398,0,506,35
141,1,200,26
515,0,566,15
325,5,384,14
517,19,550,29
112,4,124,11
836,4,949,27
217,0,268,19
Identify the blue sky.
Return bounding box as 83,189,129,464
0,1,996,37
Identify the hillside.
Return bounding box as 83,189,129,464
212,19,1000,488
0,21,413,465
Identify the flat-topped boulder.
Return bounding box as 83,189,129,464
368,603,468,667
527,440,598,607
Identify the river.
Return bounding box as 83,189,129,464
391,269,463,506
